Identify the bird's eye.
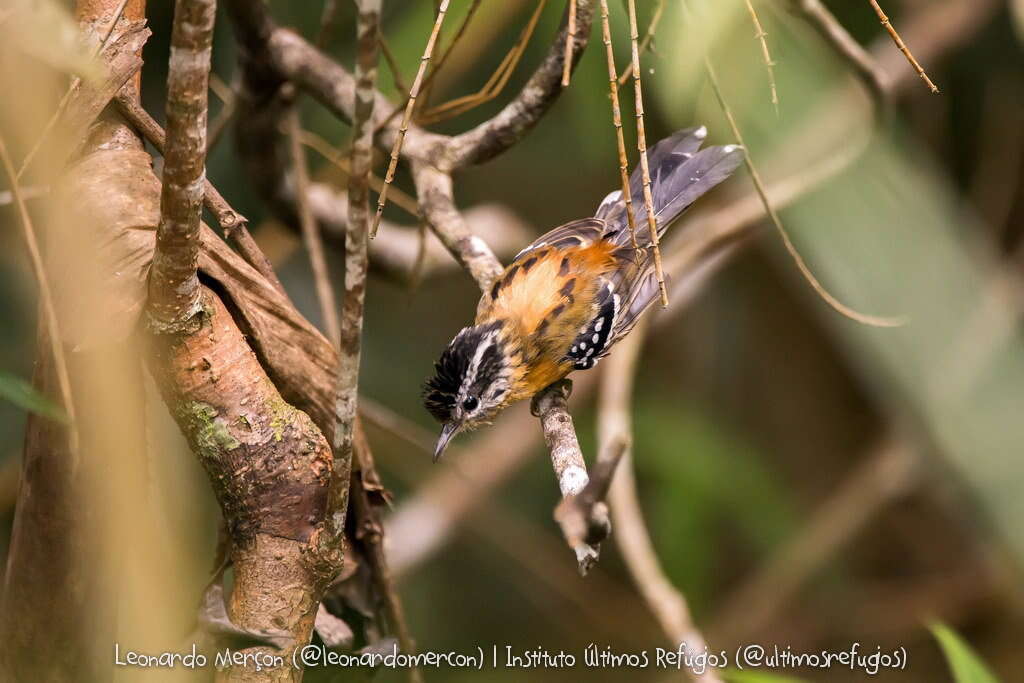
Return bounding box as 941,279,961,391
462,396,479,412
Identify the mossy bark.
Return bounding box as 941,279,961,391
148,289,344,682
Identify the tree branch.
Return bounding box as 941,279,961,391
531,379,606,574
147,0,215,332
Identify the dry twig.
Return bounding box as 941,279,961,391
792,0,888,112
744,0,779,115
598,0,639,249
616,0,665,86
371,0,449,238
561,0,578,87
415,0,548,125
625,0,668,307
867,0,938,93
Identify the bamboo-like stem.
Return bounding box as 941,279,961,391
287,105,340,347
598,0,638,249
744,0,779,115
697,43,903,327
373,0,482,133
625,0,668,307
867,0,938,93
616,0,664,86
0,137,79,453
148,0,216,332
371,0,449,238
561,0,578,87
416,0,547,125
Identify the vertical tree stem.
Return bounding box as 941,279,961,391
625,0,668,306
147,0,216,331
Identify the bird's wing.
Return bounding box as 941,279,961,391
511,217,607,261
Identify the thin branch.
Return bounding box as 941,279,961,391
792,0,888,113
867,0,938,93
597,322,721,683
681,1,904,327
415,0,548,126
598,0,639,249
296,128,420,216
148,0,216,332
616,0,664,86
411,161,504,293
444,0,595,168
371,0,450,238
334,0,381,513
531,380,602,574
113,93,289,298
561,0,578,87
744,0,779,115
0,137,79,454
372,0,482,133
625,0,668,307
287,104,340,346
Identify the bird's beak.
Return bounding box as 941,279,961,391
433,422,459,463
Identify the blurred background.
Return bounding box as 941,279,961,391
2,0,1023,681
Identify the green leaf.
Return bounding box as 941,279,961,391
0,371,68,424
930,622,1001,683
723,670,811,683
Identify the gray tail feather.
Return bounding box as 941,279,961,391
595,126,745,247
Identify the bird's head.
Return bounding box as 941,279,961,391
423,320,516,461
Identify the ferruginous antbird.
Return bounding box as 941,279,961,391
423,127,744,460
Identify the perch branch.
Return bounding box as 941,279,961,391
531,380,605,574
147,0,216,332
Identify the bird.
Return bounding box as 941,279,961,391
423,126,744,461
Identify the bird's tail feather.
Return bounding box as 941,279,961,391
595,126,745,248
